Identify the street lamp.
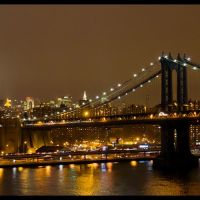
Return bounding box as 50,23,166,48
84,111,89,117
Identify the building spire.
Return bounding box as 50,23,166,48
83,91,87,101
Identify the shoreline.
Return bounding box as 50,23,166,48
0,156,155,168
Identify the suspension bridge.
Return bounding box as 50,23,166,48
21,52,200,169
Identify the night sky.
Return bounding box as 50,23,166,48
0,5,200,106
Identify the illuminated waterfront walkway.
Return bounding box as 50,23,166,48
0,149,160,168
0,156,156,168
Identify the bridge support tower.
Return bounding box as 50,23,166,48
161,53,188,113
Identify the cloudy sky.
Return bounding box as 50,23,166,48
0,5,200,105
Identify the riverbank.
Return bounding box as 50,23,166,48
0,156,155,168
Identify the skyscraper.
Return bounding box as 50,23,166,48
83,91,87,101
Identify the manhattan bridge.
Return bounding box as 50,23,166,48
21,52,200,169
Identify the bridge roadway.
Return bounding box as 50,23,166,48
23,115,200,130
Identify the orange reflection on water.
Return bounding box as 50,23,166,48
130,161,137,167
92,163,98,169
18,167,23,172
75,171,96,195
0,168,3,178
106,162,113,172
69,164,80,172
20,168,30,194
87,163,99,170
45,166,51,177
69,164,75,169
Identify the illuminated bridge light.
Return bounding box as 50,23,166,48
89,99,92,102
132,89,136,92
133,73,137,78
150,62,154,66
183,63,187,66
156,75,159,78
187,57,191,61
103,92,106,95
140,84,143,88
117,83,121,87
193,67,197,70
158,56,161,60
118,96,121,99
174,59,177,62
142,68,145,72
96,96,99,99
125,93,128,95
148,80,151,83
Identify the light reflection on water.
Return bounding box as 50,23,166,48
0,160,199,195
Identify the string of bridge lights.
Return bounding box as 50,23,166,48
71,60,160,110
103,70,161,105
90,61,160,105
55,59,162,117
94,69,160,105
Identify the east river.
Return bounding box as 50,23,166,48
0,160,200,195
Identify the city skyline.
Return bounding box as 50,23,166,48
0,5,200,105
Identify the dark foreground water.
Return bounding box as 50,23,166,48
0,160,200,195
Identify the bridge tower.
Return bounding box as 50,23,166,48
160,52,188,113
154,52,198,169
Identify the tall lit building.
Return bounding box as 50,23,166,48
79,91,89,106
83,91,87,101
24,97,34,111
4,98,12,108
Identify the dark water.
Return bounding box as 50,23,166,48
0,160,200,195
